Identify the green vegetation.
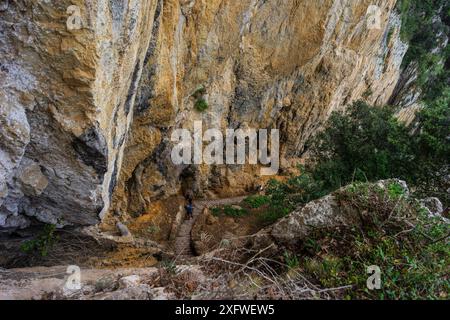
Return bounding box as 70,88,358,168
192,85,207,98
394,0,450,204
298,100,448,206
192,85,209,112
258,206,291,225
386,27,395,44
161,259,177,275
212,205,249,218
283,251,300,270
20,224,59,257
194,98,209,112
298,182,449,299
397,0,449,100
263,97,450,299
362,87,373,100
244,195,270,208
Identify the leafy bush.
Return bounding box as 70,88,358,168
307,101,448,205
307,101,416,192
394,0,450,206
412,91,450,205
20,224,58,257
195,98,209,112
192,85,209,112
298,182,449,299
258,206,291,225
397,0,450,101
244,195,270,208
212,205,249,218
264,99,448,222
192,85,207,99
161,259,177,275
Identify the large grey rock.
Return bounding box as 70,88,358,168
269,193,359,247
0,1,158,229
253,179,410,248
119,275,141,289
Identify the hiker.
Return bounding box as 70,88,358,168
185,200,194,220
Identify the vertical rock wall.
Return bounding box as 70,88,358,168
0,0,158,228
1,0,413,227
113,0,409,217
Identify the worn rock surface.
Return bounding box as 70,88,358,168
0,0,158,228
113,0,409,217
251,179,410,248
1,1,413,229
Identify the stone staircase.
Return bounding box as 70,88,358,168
173,197,247,260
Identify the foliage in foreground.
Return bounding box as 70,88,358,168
211,205,249,218
295,181,449,299
259,99,449,298
244,195,271,208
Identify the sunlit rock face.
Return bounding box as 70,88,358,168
113,0,408,217
1,0,410,228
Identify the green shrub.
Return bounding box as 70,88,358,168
386,27,395,44
309,101,448,204
212,205,249,218
223,205,248,217
211,207,222,217
311,101,416,188
244,195,270,208
283,251,300,270
397,0,450,101
258,206,291,225
195,98,209,112
20,224,58,257
161,259,177,275
298,182,450,299
192,85,209,112
362,87,373,100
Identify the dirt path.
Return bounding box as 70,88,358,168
174,196,247,260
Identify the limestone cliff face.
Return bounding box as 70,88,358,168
113,0,408,217
0,0,410,228
0,0,158,228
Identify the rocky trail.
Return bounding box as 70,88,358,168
173,197,247,260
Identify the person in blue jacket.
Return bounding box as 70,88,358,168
185,199,194,220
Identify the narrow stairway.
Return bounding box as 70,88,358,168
174,197,247,260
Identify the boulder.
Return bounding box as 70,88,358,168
119,275,141,289
252,179,411,249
